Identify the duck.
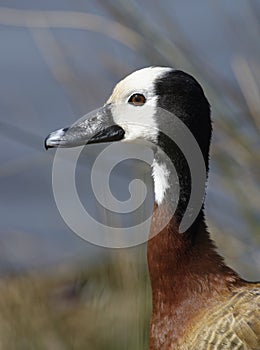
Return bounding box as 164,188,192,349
45,67,260,349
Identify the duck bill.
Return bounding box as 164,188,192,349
44,104,125,149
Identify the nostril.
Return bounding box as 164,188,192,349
63,127,69,133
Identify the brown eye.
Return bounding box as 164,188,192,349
128,93,146,106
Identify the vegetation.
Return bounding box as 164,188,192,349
0,252,151,350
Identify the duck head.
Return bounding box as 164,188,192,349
45,67,211,229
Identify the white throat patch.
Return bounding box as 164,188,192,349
151,160,170,205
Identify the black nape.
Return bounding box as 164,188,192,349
155,70,212,171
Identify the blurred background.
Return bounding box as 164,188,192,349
0,1,259,349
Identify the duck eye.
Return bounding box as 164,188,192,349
128,93,146,106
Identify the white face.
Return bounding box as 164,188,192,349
107,67,173,205
107,67,172,143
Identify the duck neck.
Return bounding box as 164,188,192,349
147,206,241,349
148,145,242,348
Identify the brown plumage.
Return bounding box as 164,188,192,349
148,205,260,349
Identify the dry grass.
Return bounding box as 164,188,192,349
0,252,151,350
